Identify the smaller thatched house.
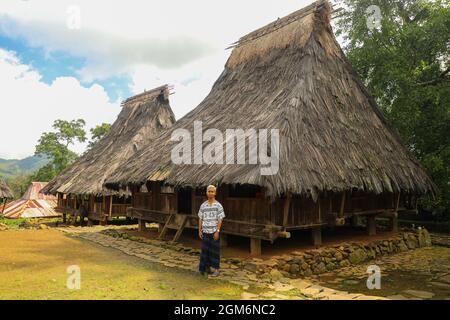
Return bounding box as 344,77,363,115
105,0,435,255
2,182,58,219
0,177,14,214
42,85,176,224
0,177,13,199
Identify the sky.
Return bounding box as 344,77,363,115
0,0,318,159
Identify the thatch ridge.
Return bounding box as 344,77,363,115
104,0,436,199
0,177,14,199
42,85,176,196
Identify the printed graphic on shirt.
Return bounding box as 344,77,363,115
198,201,225,234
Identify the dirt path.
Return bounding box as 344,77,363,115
0,229,244,299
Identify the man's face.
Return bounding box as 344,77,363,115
207,188,216,199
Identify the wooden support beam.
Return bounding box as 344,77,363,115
367,216,377,236
220,234,228,248
109,196,113,217
339,192,346,218
311,227,322,247
282,192,292,227
138,219,147,232
250,238,261,256
158,213,174,240
171,215,188,242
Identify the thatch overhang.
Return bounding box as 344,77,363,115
42,85,176,196
105,0,436,199
0,177,14,199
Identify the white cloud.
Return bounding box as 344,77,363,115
0,48,120,159
0,0,319,158
0,0,315,81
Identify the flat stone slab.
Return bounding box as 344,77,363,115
386,295,410,300
402,290,435,299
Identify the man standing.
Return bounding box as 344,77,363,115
198,185,225,277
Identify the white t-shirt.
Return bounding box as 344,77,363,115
198,200,225,234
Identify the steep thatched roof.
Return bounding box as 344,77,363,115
42,85,176,196
0,177,14,199
105,0,436,199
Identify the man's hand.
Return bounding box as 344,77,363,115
213,231,219,241
199,230,203,240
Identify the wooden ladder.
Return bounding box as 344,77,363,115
158,214,188,242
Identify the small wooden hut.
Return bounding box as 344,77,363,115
105,1,435,254
42,85,176,224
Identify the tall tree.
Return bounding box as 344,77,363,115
34,119,87,180
87,123,111,149
335,0,450,218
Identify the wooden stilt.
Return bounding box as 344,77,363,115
1,197,6,214
220,234,228,248
351,215,359,227
62,213,67,224
138,219,147,232
391,214,398,233
311,227,322,247
250,238,261,256
367,216,377,236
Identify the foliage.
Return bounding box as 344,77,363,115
87,123,111,150
335,0,450,219
34,119,87,181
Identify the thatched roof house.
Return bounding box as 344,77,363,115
2,182,58,219
43,85,176,197
105,1,435,199
102,1,435,253
0,177,14,199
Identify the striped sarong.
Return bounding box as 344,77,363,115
199,233,220,272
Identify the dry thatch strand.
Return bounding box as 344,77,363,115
0,177,14,199
105,0,435,199
42,85,176,196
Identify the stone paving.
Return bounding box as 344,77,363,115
58,226,386,300
314,245,450,300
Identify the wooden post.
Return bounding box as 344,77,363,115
339,192,346,218
109,196,113,217
282,192,292,227
138,219,147,232
250,238,261,256
220,234,228,248
311,227,322,247
351,215,359,227
391,212,398,233
367,216,376,236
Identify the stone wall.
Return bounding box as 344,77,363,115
236,229,432,280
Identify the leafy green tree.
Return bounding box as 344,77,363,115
34,119,87,180
87,123,111,149
6,173,32,199
335,0,450,219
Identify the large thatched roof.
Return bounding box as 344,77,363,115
0,177,14,199
42,85,176,196
105,0,436,199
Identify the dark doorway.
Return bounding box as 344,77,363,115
178,188,192,214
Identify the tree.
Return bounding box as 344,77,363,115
87,123,111,149
34,119,87,180
335,0,450,219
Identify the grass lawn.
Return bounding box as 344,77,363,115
0,229,244,300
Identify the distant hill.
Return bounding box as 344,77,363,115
0,155,49,178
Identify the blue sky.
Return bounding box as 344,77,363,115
0,35,132,102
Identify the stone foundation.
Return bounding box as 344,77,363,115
238,229,432,279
